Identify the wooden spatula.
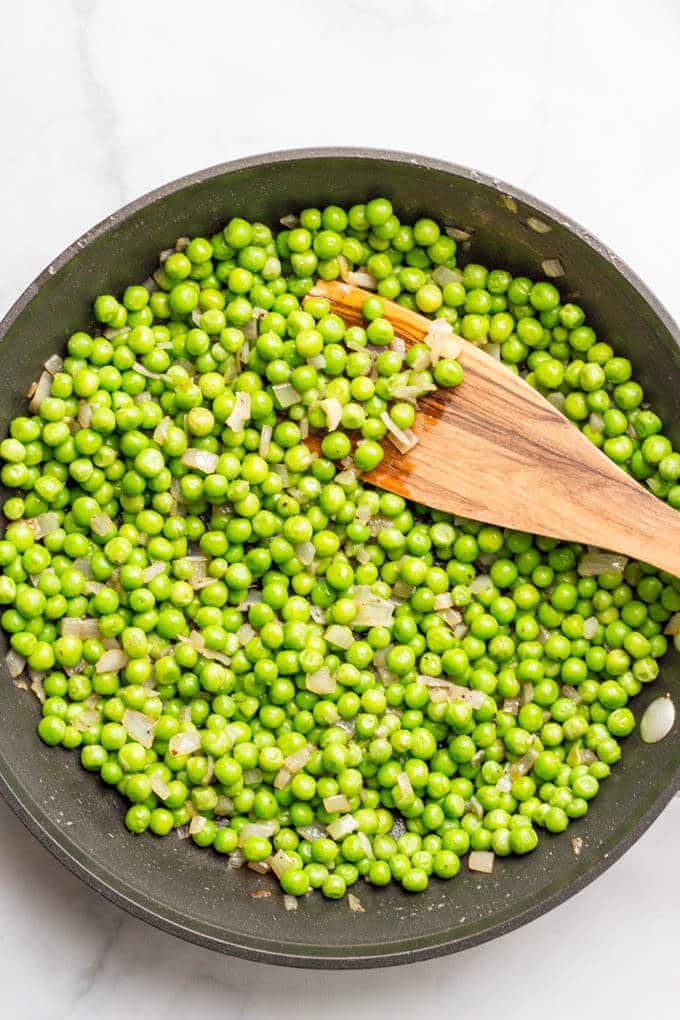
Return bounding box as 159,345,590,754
308,279,680,577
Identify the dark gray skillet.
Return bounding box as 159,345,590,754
0,148,678,968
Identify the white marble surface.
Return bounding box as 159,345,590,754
1,0,680,1016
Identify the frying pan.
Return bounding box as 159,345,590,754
0,148,678,968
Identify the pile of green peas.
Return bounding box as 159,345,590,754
1,195,678,904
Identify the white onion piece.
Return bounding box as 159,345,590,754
433,592,453,611
325,625,353,650
432,265,460,287
239,821,277,844
271,850,297,878
356,831,374,859
77,401,93,428
664,612,680,635
143,561,166,583
26,512,60,540
396,772,414,799
228,849,245,869
327,814,359,840
561,684,582,703
391,580,414,601
335,468,357,485
348,893,365,915
578,551,628,576
189,815,207,836
62,617,100,638
294,541,315,566
380,412,419,454
469,850,495,874
496,771,512,792
153,416,172,444
96,648,129,673
237,623,256,646
247,860,271,875
91,513,114,537
323,794,351,813
439,608,463,629
27,371,52,413
74,707,101,731
485,343,502,361
150,773,170,800
320,397,343,431
308,353,326,370
583,616,599,640
272,383,301,409
133,362,164,380
5,648,26,678
508,748,540,779
237,588,262,611
444,225,471,241
243,767,262,786
526,216,552,234
589,412,604,434
181,448,218,474
424,322,462,365
503,697,520,715
470,573,493,595
417,676,487,709
409,347,432,372
215,795,234,816
226,391,251,432
122,709,155,748
43,352,64,375
283,744,314,774
353,588,394,628
571,836,584,857
542,258,564,278
259,424,272,457
520,682,535,706
169,729,202,757
273,767,292,790
347,270,377,290
297,823,327,841
453,623,469,639
306,667,337,695
29,672,46,703
283,894,298,912
640,695,675,744
547,391,566,411
280,213,300,228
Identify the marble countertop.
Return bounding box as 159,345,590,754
1,1,679,1016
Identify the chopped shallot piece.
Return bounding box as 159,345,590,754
181,448,218,474
306,667,336,695
320,397,343,431
380,412,418,454
323,794,351,813
62,617,100,639
122,709,155,748
226,391,251,432
469,851,495,874
91,513,114,536
96,648,129,673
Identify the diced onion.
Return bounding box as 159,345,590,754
353,588,394,628
96,648,129,673
664,612,680,635
417,676,487,708
215,796,234,816
589,412,604,433
29,672,46,703
424,320,462,364
469,850,495,874
347,270,377,290
283,744,314,774
228,849,245,869
547,391,566,411
542,258,564,278
432,266,460,287
26,512,60,540
283,894,298,912
320,397,343,431
244,768,262,786
181,448,219,474
640,695,675,744
259,424,272,457
91,513,114,536
271,850,297,878
153,416,172,444
325,625,353,650
306,667,337,695
396,772,414,799
527,216,552,234
486,343,502,361
323,794,351,813
583,616,599,639
272,383,301,409
503,697,520,715
273,767,292,790
508,748,540,780
520,682,534,706
294,541,315,566
5,648,26,678
280,213,300,228
133,362,164,380
190,815,207,835
348,893,365,913
122,709,155,748
439,608,463,629
239,821,277,844
433,592,453,611
391,336,406,355
297,823,327,841
226,391,251,432
143,561,166,583
169,729,202,757
62,617,100,638
28,371,52,413
445,225,471,241
561,684,582,703
151,773,170,800
44,352,64,375
74,707,101,731
237,623,256,646
380,412,419,454
470,574,493,595
578,551,628,576
327,814,359,840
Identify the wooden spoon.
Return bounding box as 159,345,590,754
308,279,680,577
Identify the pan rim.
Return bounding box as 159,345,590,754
1,145,679,968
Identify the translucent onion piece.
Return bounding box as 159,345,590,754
571,836,584,857
432,265,460,287
469,850,495,874
239,821,277,844
26,512,60,540
258,424,272,457
74,707,101,731
396,772,414,799
496,771,512,792
325,624,353,650
561,684,582,703
503,697,520,715
589,412,604,433
320,397,343,431
664,612,680,635
470,573,493,595
445,225,471,241
150,773,170,800
323,794,351,813
542,258,564,278
508,748,540,780
62,617,100,638
347,270,377,290
520,682,535,706
439,607,463,629
356,831,374,859
228,849,245,869
243,768,262,786
189,815,207,835
409,347,431,372
5,648,26,678
392,580,414,601
90,512,114,536
486,343,502,361
348,893,365,913
122,709,155,748
424,322,462,365
280,213,300,228
247,861,271,876
283,744,314,774
271,850,297,878
77,401,92,428
353,589,394,628
169,729,202,757
470,795,484,818
306,667,337,695
214,796,234,816
176,824,190,840
297,823,327,841
640,696,675,744
143,561,166,583
578,551,628,576
433,592,453,611
283,894,299,912
418,676,486,708
133,361,164,380
326,814,359,840
237,623,256,646
335,468,356,485
96,648,129,673
28,371,52,413
273,767,292,790
43,352,64,375
547,391,566,412
294,541,315,566
226,391,251,432
181,448,219,474
153,416,172,444
583,616,599,639
272,383,302,409
29,671,46,703
526,216,552,234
